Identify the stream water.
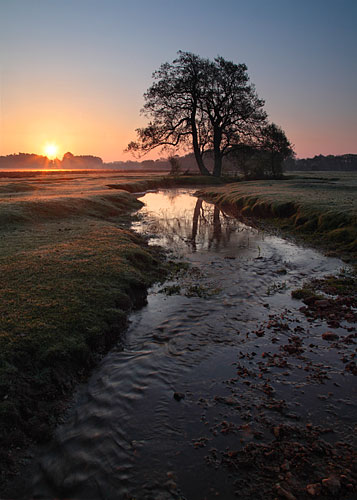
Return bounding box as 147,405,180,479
28,189,355,499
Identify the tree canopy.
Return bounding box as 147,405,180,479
260,123,294,178
127,51,292,177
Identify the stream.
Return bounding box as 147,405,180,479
29,189,356,499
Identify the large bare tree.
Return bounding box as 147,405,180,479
127,51,267,177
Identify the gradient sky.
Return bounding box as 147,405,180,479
1,0,356,161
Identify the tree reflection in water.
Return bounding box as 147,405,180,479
190,199,236,251
134,190,256,254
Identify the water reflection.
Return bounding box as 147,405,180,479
134,189,257,253
191,200,226,251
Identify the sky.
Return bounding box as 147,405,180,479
0,0,356,161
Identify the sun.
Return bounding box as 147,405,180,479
44,143,59,159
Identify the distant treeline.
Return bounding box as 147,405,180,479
106,154,209,172
0,153,51,170
0,152,103,170
0,152,188,171
1,152,356,173
284,154,357,171
106,158,171,170
0,152,171,171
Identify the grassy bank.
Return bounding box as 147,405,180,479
197,173,357,263
0,181,168,486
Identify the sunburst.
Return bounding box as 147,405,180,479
44,143,58,159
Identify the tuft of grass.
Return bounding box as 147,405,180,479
184,283,220,298
266,281,288,296
291,268,356,303
166,260,190,276
291,288,321,301
159,284,181,295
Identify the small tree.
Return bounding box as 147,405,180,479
127,51,267,177
168,155,181,176
226,144,256,178
260,123,294,178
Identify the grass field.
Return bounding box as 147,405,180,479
197,171,357,263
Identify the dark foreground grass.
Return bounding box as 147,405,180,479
0,187,168,487
197,174,357,263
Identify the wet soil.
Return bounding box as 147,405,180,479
9,189,357,499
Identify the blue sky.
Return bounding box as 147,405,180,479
1,0,356,160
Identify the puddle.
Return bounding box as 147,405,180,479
28,189,356,499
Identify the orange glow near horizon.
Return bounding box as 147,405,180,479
43,143,59,160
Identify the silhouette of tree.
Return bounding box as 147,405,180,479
61,152,103,169
62,152,74,161
226,123,294,179
127,51,267,177
260,123,294,178
0,153,48,169
292,154,357,172
227,144,256,179
168,155,182,176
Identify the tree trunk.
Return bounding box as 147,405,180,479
271,153,275,178
191,110,211,176
213,155,222,177
212,126,222,177
193,147,211,176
